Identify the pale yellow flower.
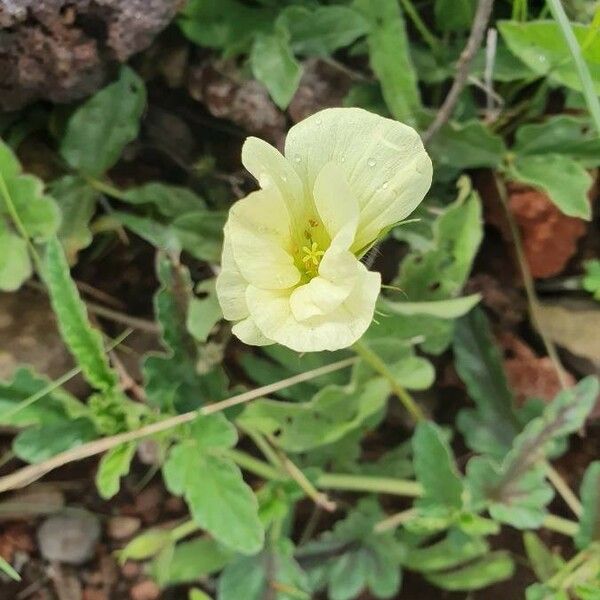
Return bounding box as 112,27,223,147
216,108,432,352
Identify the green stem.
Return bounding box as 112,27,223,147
209,448,581,538
399,0,441,53
317,473,423,497
170,519,199,542
546,0,600,136
86,176,129,201
353,339,425,422
225,448,283,481
542,514,579,538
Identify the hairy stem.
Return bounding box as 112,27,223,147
353,339,425,422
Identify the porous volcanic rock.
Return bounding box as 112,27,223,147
0,0,184,110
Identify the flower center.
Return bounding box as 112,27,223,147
292,215,330,282
301,241,325,271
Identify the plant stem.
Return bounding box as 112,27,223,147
225,449,282,481
495,175,583,518
278,451,337,512
542,514,580,538
546,464,583,518
399,0,440,53
546,0,600,136
317,473,423,497
170,519,199,542
86,176,129,201
374,509,418,533
352,339,425,422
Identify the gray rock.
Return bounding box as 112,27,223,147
0,0,184,110
37,510,101,565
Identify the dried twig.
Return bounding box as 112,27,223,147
422,0,495,144
0,358,356,494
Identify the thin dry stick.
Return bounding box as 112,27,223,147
277,451,337,513
495,175,582,517
422,0,495,144
0,357,357,494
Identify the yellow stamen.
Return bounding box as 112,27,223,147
301,242,325,268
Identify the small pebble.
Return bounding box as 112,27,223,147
83,589,108,600
37,511,101,565
107,516,141,541
121,561,141,579
134,486,162,514
130,580,161,600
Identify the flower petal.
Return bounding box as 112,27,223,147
313,162,359,240
241,136,308,231
285,107,432,251
232,317,273,346
246,269,381,352
215,233,248,321
228,189,300,290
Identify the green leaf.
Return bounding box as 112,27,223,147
355,0,421,126
114,211,181,254
122,182,205,218
583,260,600,301
238,375,389,453
434,0,475,32
250,30,302,109
0,220,31,290
403,529,488,573
163,414,263,554
425,551,514,591
513,116,600,168
453,308,521,458
381,294,480,319
43,237,118,390
277,5,368,56
50,176,97,263
413,422,464,509
397,189,483,302
187,279,222,343
60,66,146,177
178,0,273,55
524,532,564,582
95,442,136,500
299,499,403,600
576,461,600,549
499,20,600,94
0,138,60,289
355,340,435,391
467,377,599,528
119,528,172,562
172,210,226,263
151,537,232,586
510,154,592,220
0,367,83,427
13,418,97,463
219,539,309,600
0,556,20,581
429,120,507,170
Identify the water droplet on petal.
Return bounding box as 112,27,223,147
382,182,389,190
340,155,346,163
294,154,302,163
315,117,323,125
367,158,376,167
